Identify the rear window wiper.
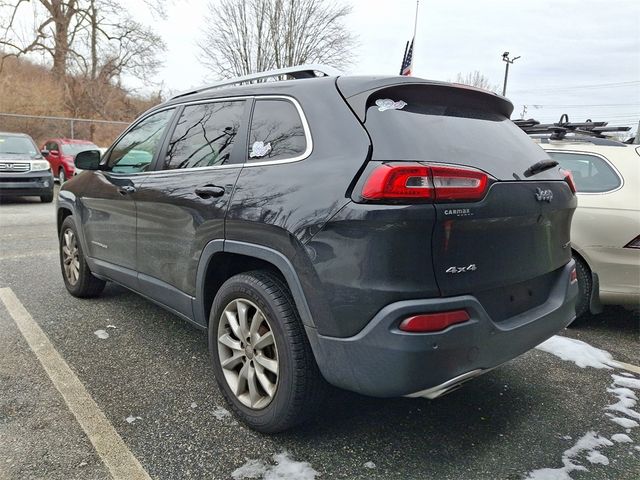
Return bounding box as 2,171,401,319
523,159,559,178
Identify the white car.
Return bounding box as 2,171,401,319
536,138,640,317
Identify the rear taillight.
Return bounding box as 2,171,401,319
362,163,490,202
361,164,432,200
431,165,489,201
624,235,640,249
561,168,577,194
399,310,470,333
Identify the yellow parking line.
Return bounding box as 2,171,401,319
0,287,151,480
611,360,640,375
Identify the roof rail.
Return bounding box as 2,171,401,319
171,64,341,100
514,114,631,140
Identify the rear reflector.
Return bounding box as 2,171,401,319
624,235,640,249
570,267,578,284
561,168,577,194
362,163,490,202
399,310,470,333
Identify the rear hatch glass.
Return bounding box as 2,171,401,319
362,84,559,181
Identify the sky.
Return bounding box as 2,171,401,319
114,0,640,132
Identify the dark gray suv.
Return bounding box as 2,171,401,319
57,65,579,432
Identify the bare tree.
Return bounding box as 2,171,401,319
0,0,166,82
0,0,81,76
454,71,498,93
198,0,356,78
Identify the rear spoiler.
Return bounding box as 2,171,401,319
336,76,514,122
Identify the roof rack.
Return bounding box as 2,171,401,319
514,114,631,140
171,64,341,100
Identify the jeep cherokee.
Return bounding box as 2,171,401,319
57,65,579,432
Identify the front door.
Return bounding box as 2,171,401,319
135,99,249,318
80,108,176,284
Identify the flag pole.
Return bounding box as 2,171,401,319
413,0,420,40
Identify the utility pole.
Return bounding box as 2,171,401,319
501,52,520,96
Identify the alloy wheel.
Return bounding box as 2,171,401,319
217,298,279,409
62,228,80,285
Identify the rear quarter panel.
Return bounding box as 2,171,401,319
225,80,372,336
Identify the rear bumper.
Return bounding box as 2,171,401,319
307,260,578,397
0,171,54,196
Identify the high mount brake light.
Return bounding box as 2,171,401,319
362,163,490,202
560,168,577,194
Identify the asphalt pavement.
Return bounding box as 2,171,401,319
0,190,638,480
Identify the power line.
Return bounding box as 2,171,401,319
512,80,640,94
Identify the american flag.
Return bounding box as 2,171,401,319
400,39,414,76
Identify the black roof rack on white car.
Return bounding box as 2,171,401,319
171,64,341,100
514,114,631,144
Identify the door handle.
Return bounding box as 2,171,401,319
195,185,225,199
118,185,137,195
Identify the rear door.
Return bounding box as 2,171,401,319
356,83,576,316
135,99,249,315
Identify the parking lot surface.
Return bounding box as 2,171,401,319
1,192,639,480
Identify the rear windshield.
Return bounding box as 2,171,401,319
364,86,545,170
0,135,38,156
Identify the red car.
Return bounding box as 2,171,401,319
41,138,98,183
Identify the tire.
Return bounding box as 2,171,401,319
59,216,106,297
570,255,592,326
209,270,326,433
40,192,54,203
58,168,66,184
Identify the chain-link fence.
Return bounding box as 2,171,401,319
0,112,130,148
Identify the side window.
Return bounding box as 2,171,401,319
548,152,622,193
248,99,307,162
164,101,245,170
107,109,174,173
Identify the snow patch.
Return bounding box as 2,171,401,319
232,453,318,480
585,451,609,465
535,336,614,369
364,461,376,469
612,374,640,390
525,431,613,480
232,459,266,479
213,406,231,420
190,402,197,409
608,416,639,429
125,415,142,424
106,324,116,329
93,329,109,339
611,433,633,443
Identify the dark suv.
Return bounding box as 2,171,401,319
57,65,579,432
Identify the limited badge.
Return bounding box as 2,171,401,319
375,99,407,112
250,141,271,158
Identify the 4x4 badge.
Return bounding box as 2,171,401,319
535,188,553,202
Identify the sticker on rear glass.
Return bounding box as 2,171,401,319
250,141,271,158
375,99,407,112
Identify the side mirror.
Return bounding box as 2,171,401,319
40,149,49,157
74,149,101,170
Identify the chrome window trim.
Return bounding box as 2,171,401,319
545,149,624,195
104,94,312,177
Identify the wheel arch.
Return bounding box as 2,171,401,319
57,206,73,234
194,240,315,329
